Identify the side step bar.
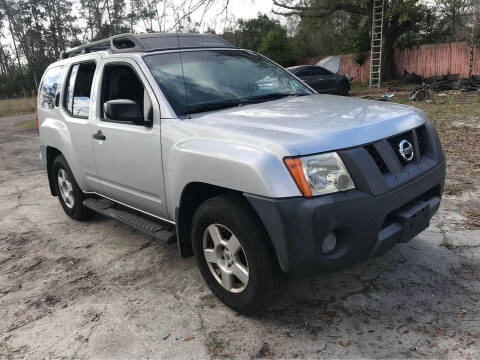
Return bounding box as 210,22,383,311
83,197,176,245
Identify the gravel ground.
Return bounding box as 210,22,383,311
0,107,479,359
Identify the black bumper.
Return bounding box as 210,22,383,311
245,160,445,275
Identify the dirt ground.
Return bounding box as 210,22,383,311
1,91,480,359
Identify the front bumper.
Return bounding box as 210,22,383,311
245,159,445,275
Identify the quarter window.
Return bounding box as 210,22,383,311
38,66,63,109
64,62,96,118
312,67,332,76
297,68,315,77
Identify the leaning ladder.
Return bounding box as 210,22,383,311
369,0,385,88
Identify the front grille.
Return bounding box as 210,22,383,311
388,130,416,165
416,126,427,156
365,144,389,174
365,125,429,174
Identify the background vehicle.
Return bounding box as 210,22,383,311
37,33,445,314
288,64,351,95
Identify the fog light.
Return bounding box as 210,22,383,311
321,232,337,254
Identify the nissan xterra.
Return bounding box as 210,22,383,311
37,33,445,314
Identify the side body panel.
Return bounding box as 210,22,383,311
160,118,302,220
302,74,337,93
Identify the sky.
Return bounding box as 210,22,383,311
1,0,277,51
227,0,273,19
132,0,277,34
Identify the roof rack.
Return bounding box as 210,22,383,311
60,33,236,59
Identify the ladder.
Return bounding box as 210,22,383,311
369,0,385,88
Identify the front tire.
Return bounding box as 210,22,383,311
337,80,350,96
52,155,92,220
192,193,286,314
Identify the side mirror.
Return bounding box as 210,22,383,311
103,99,145,125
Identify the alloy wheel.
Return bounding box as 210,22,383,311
57,168,75,209
202,223,249,293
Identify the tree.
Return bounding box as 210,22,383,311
257,27,293,66
273,0,433,80
438,0,472,42
222,14,283,51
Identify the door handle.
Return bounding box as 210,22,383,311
93,130,106,140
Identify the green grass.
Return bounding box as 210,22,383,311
0,97,36,117
392,93,480,118
13,118,37,132
350,82,370,90
20,119,37,130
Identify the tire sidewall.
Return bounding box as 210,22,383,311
52,156,85,218
338,81,350,96
192,199,270,313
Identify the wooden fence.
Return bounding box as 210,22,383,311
307,42,480,82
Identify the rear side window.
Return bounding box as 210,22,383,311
38,65,63,109
312,67,332,76
64,62,96,118
297,68,314,76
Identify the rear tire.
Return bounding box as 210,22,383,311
52,155,92,220
192,193,286,314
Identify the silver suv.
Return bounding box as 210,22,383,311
38,33,445,314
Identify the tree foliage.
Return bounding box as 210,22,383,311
272,0,480,80
258,27,293,66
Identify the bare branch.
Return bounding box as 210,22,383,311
272,0,368,18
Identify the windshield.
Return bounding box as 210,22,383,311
144,49,312,116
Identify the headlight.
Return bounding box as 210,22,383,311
284,152,355,196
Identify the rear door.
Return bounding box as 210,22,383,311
90,58,167,218
310,67,338,92
58,55,101,192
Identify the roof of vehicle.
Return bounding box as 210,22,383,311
60,32,236,60
287,65,309,72
287,65,332,74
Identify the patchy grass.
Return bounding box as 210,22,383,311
464,209,480,229
15,119,37,131
444,183,463,196
393,97,411,105
391,92,480,193
350,82,370,90
0,97,36,117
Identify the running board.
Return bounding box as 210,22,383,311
83,197,176,245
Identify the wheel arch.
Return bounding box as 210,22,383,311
46,146,63,196
175,182,234,257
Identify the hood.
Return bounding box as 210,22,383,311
189,94,426,156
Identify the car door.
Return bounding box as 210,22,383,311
296,67,316,89
59,55,102,193
90,58,167,218
298,66,335,93
310,67,338,92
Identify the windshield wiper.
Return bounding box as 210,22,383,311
183,99,245,115
182,93,309,117
244,92,307,104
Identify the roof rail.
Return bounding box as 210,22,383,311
60,33,235,59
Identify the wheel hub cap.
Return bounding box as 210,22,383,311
202,224,249,293
57,168,75,209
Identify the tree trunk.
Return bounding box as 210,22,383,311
2,0,23,71
382,30,395,81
